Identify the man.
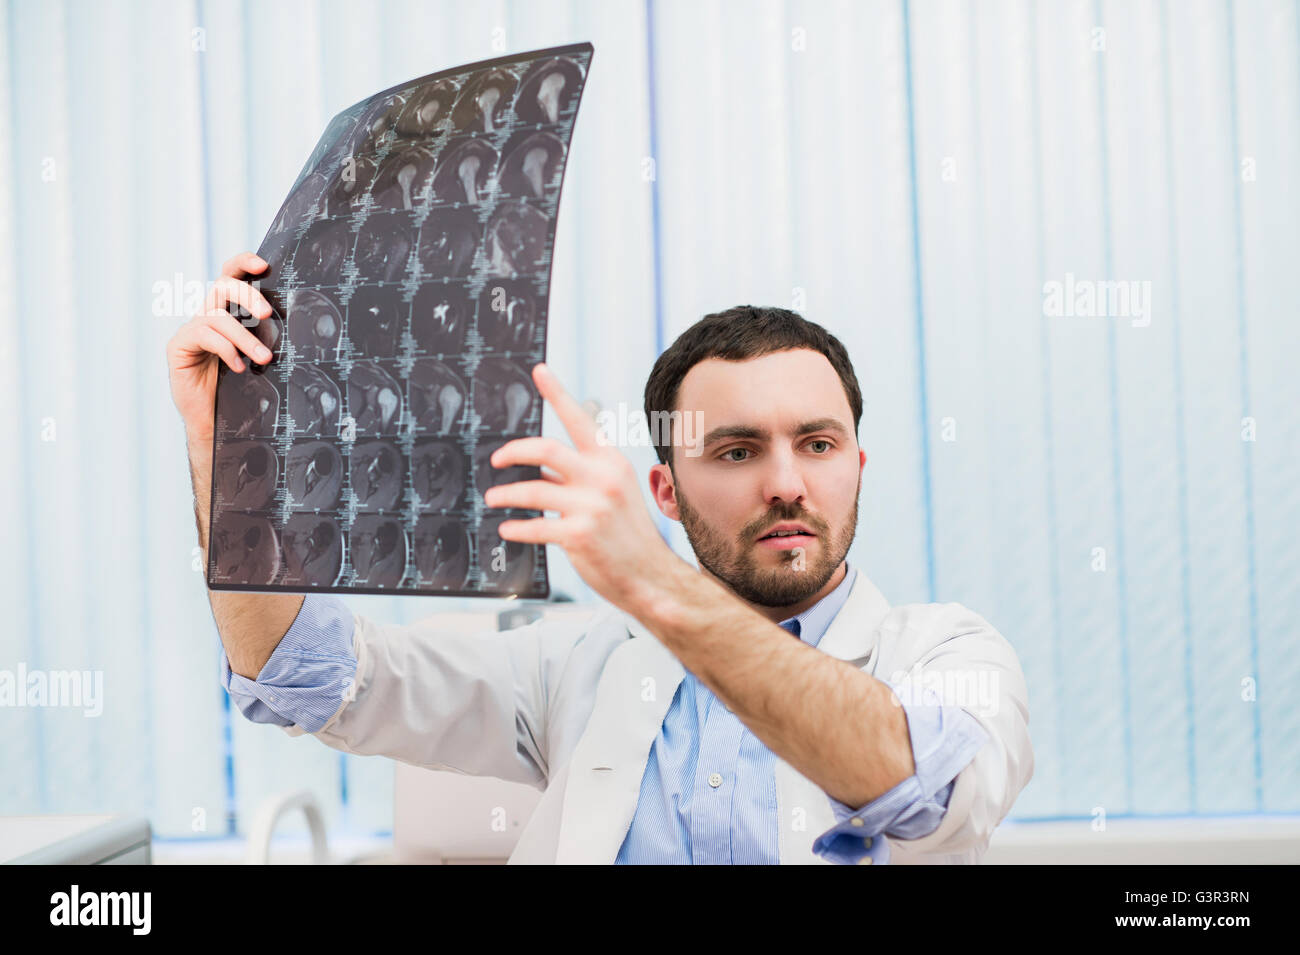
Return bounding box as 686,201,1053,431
167,252,1033,864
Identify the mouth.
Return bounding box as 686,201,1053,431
755,523,817,550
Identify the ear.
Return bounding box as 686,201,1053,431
648,461,681,522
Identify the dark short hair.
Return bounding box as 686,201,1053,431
643,305,863,466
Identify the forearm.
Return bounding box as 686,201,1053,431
186,425,304,680
634,561,914,807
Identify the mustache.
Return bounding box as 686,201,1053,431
743,505,828,540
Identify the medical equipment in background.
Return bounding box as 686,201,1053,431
246,790,331,864
1,814,151,864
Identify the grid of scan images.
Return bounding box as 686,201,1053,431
207,43,592,597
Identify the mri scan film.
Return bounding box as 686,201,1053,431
208,43,592,597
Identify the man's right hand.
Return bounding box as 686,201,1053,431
166,251,276,441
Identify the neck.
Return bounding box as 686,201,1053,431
700,560,848,624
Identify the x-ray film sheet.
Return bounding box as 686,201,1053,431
207,42,592,597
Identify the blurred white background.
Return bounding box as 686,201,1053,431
0,0,1296,855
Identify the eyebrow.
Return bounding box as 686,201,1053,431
700,417,850,448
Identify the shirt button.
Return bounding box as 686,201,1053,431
857,854,874,865
849,817,865,828
863,836,872,848
707,772,723,788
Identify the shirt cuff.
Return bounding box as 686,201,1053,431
811,694,989,864
219,594,357,733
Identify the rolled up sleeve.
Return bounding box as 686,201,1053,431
811,691,989,865
219,594,357,733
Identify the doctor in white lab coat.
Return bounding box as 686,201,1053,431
172,276,1033,864
281,332,1033,865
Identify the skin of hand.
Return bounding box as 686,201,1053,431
484,364,915,808
166,252,305,679
483,363,680,613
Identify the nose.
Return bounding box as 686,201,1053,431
760,446,808,507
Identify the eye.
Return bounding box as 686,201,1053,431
722,447,751,463
807,439,832,453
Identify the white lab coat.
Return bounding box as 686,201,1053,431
287,571,1034,864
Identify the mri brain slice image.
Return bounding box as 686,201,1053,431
212,513,280,585
292,217,351,287
411,438,465,510
286,439,344,510
477,515,536,594
411,284,470,355
414,515,470,588
254,229,297,280
355,210,415,282
353,91,407,153
514,56,584,125
347,360,403,435
371,144,438,211
416,205,478,279
351,439,403,511
498,130,564,200
288,364,342,436
347,285,407,358
211,44,590,596
484,200,549,278
325,153,378,217
217,371,279,438
282,514,343,587
431,136,498,205
349,514,407,588
248,308,285,369
214,440,278,510
286,288,342,361
451,68,518,133
473,358,538,434
408,359,466,435
396,78,458,136
477,280,537,352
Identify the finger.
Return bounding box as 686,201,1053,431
483,479,584,514
202,308,274,364
220,251,269,280
205,275,273,320
206,275,272,319
195,324,247,374
490,436,585,479
493,515,567,545
531,363,598,452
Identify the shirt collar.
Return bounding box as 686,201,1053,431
777,562,857,649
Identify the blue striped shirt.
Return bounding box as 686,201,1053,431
221,562,988,864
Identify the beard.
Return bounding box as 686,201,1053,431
675,476,859,609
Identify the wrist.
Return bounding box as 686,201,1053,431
186,423,214,446
628,552,696,635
